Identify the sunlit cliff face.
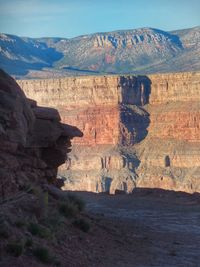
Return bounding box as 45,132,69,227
18,72,200,194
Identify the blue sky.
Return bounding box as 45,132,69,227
0,0,199,38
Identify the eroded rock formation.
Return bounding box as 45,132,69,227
18,71,200,193
0,69,82,200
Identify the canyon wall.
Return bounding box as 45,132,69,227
135,72,200,192
18,71,200,193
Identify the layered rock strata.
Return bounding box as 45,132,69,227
18,72,200,193
0,69,82,200
136,72,200,192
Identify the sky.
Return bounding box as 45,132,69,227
0,0,199,38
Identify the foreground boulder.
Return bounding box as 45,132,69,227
0,69,82,200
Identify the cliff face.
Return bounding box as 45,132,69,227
18,71,200,193
0,69,82,200
136,72,200,192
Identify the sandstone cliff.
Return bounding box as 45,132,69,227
18,72,200,193
0,69,82,200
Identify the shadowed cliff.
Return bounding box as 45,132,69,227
0,69,82,200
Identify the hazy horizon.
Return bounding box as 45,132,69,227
0,0,200,38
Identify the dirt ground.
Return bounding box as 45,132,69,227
73,188,200,267
1,188,200,267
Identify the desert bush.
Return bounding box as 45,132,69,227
58,201,78,218
67,194,85,212
25,238,33,247
28,223,52,239
0,228,9,239
58,194,85,219
0,222,9,239
72,218,90,233
15,220,26,228
18,183,32,192
53,258,61,267
38,191,49,219
6,241,24,257
44,210,65,231
33,246,51,264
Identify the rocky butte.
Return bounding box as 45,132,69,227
18,71,200,194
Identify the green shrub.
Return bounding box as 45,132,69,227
15,220,26,228
73,219,90,233
53,258,61,267
44,210,65,231
58,202,78,218
25,238,33,247
33,246,51,264
29,185,41,196
6,241,24,257
67,194,85,212
19,183,32,192
58,194,85,218
0,220,9,239
0,228,9,239
28,223,52,239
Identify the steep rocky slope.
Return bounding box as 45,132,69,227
18,71,200,193
1,26,200,78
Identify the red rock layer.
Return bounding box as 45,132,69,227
59,106,119,146
147,103,200,142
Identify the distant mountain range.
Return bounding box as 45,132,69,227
0,26,200,78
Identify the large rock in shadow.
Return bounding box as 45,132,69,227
0,69,82,200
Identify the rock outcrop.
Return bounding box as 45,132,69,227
0,69,82,200
18,71,200,193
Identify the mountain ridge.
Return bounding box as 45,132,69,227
0,26,199,78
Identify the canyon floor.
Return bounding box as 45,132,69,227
73,188,200,267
